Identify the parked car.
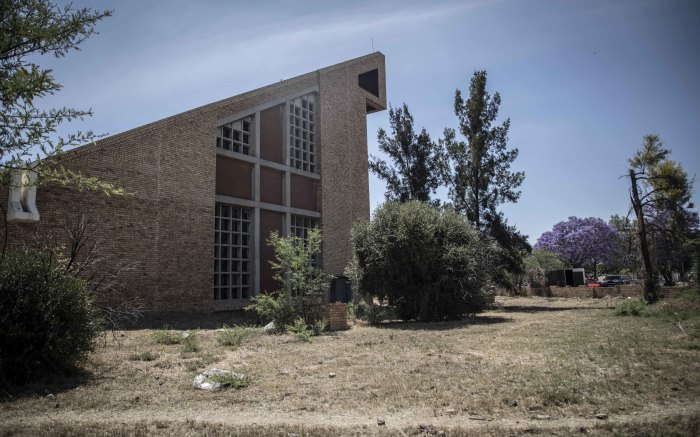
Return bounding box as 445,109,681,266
586,278,600,287
599,275,629,287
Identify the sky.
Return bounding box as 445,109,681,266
41,0,700,243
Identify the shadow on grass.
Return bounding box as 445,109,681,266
1,368,90,403
373,315,512,331
120,310,260,331
495,305,609,313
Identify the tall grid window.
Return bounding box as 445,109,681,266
217,115,253,155
214,203,251,300
291,215,320,288
288,94,316,173
291,214,317,240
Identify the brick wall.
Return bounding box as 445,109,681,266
523,285,644,298
322,303,349,331
317,53,386,275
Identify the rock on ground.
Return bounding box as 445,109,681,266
193,369,245,391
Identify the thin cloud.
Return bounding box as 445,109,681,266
99,1,500,96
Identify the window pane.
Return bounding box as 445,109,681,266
288,93,316,173
214,203,252,301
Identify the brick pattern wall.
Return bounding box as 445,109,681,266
216,155,253,199
322,303,349,331
259,104,284,164
318,54,387,275
259,210,284,294
259,167,284,205
290,174,318,211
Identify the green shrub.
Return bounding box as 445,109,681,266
312,319,327,336
247,229,332,330
208,372,249,389
355,300,395,325
346,301,356,321
185,361,203,373
152,328,181,345
286,318,313,342
129,351,158,361
247,292,297,333
180,331,200,353
266,229,333,300
648,290,700,321
0,251,103,384
350,201,495,322
185,352,220,373
615,298,649,316
216,325,258,348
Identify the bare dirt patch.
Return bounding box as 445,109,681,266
2,296,699,436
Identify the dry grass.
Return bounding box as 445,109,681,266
1,295,699,436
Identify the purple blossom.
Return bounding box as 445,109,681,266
535,216,618,268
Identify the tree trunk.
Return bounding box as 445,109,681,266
659,269,671,286
679,262,686,282
695,245,700,294
629,169,658,302
473,168,481,229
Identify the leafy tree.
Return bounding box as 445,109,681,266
369,104,442,205
488,211,531,292
442,71,528,289
530,248,566,273
523,249,566,289
628,135,694,302
535,216,618,277
266,228,332,301
606,214,639,275
648,208,698,285
247,229,332,330
442,70,524,229
0,0,121,194
350,201,495,322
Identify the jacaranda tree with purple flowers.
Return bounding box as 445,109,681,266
535,217,619,277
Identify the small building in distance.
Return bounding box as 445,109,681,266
3,53,387,314
548,268,586,287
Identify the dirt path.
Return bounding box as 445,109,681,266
4,402,699,435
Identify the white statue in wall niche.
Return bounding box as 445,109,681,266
6,170,40,222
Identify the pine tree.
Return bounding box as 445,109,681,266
369,103,443,205
442,71,524,229
442,71,528,289
628,135,694,302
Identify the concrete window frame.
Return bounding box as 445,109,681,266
214,203,253,300
290,214,317,240
214,86,322,301
287,94,316,173
215,85,320,179
216,115,254,155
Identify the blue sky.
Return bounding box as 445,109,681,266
43,0,699,242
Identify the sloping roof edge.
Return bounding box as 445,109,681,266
54,52,385,163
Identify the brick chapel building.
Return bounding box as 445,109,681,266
4,53,387,314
